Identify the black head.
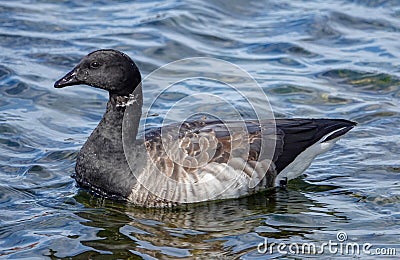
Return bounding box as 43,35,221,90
54,49,141,96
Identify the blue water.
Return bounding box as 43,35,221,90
1,0,399,259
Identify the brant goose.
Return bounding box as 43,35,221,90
55,49,356,207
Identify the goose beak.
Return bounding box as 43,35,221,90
54,69,82,88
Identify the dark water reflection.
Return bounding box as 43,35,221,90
1,0,399,259
68,186,335,259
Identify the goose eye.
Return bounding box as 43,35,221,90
90,61,100,69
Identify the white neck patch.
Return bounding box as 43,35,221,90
116,94,139,107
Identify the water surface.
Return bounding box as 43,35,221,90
0,0,399,259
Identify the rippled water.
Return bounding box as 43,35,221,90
1,0,399,259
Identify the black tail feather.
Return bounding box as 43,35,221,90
274,119,356,173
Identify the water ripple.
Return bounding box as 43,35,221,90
0,0,399,258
